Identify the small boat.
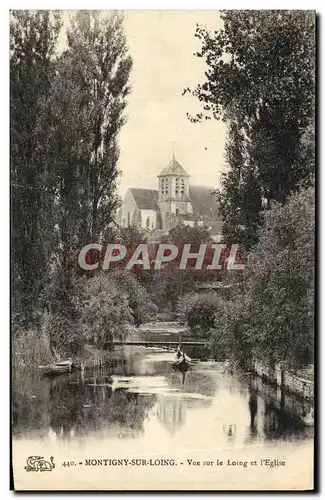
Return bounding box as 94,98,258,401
172,351,191,373
39,359,73,377
174,345,191,362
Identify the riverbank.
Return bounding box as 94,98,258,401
252,360,314,400
12,322,173,378
251,360,314,427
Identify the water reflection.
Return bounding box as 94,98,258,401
13,349,313,449
156,396,186,435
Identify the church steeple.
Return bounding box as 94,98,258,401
157,154,192,228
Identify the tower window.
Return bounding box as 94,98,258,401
181,179,185,195
161,178,168,194
175,178,179,195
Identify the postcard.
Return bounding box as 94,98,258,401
11,9,315,491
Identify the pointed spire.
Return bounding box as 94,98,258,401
172,141,175,160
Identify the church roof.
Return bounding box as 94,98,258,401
189,185,220,219
127,185,221,224
158,156,190,177
129,188,159,210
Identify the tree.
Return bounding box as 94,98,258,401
227,183,315,368
41,12,132,278
185,10,315,248
81,270,156,349
248,183,314,367
166,224,211,246
109,270,157,327
10,10,62,327
217,122,263,248
66,11,132,242
35,11,132,331
119,225,145,246
178,292,221,338
81,273,133,349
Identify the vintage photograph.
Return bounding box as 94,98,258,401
11,10,315,490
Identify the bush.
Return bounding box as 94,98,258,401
216,183,315,369
80,270,157,348
81,273,133,347
109,270,157,327
41,310,84,358
178,292,223,337
12,329,53,374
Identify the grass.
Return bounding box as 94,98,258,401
12,334,149,377
12,330,53,375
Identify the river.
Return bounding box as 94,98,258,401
12,346,314,490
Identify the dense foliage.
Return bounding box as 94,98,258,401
178,292,221,338
144,224,216,310
11,11,62,327
11,11,139,359
180,184,315,368
185,10,315,248
11,11,132,343
181,10,315,369
240,183,315,367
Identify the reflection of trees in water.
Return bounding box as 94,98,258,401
247,392,258,439
156,395,186,436
12,374,52,435
13,369,156,439
47,375,156,438
249,392,258,427
156,369,216,435
13,359,313,445
262,400,308,439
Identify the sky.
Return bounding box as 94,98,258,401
59,11,227,198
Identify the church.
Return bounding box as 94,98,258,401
117,155,223,238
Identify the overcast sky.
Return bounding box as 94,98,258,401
60,11,227,197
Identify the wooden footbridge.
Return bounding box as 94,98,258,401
111,322,206,348
113,340,206,346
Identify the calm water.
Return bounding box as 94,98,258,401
13,347,313,446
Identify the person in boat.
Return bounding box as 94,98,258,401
173,351,191,370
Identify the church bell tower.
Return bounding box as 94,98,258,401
157,154,192,229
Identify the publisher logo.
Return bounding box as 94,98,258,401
25,456,55,472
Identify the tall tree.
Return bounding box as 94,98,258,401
10,10,62,327
41,11,132,286
185,10,315,248
66,11,132,243
218,122,262,248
